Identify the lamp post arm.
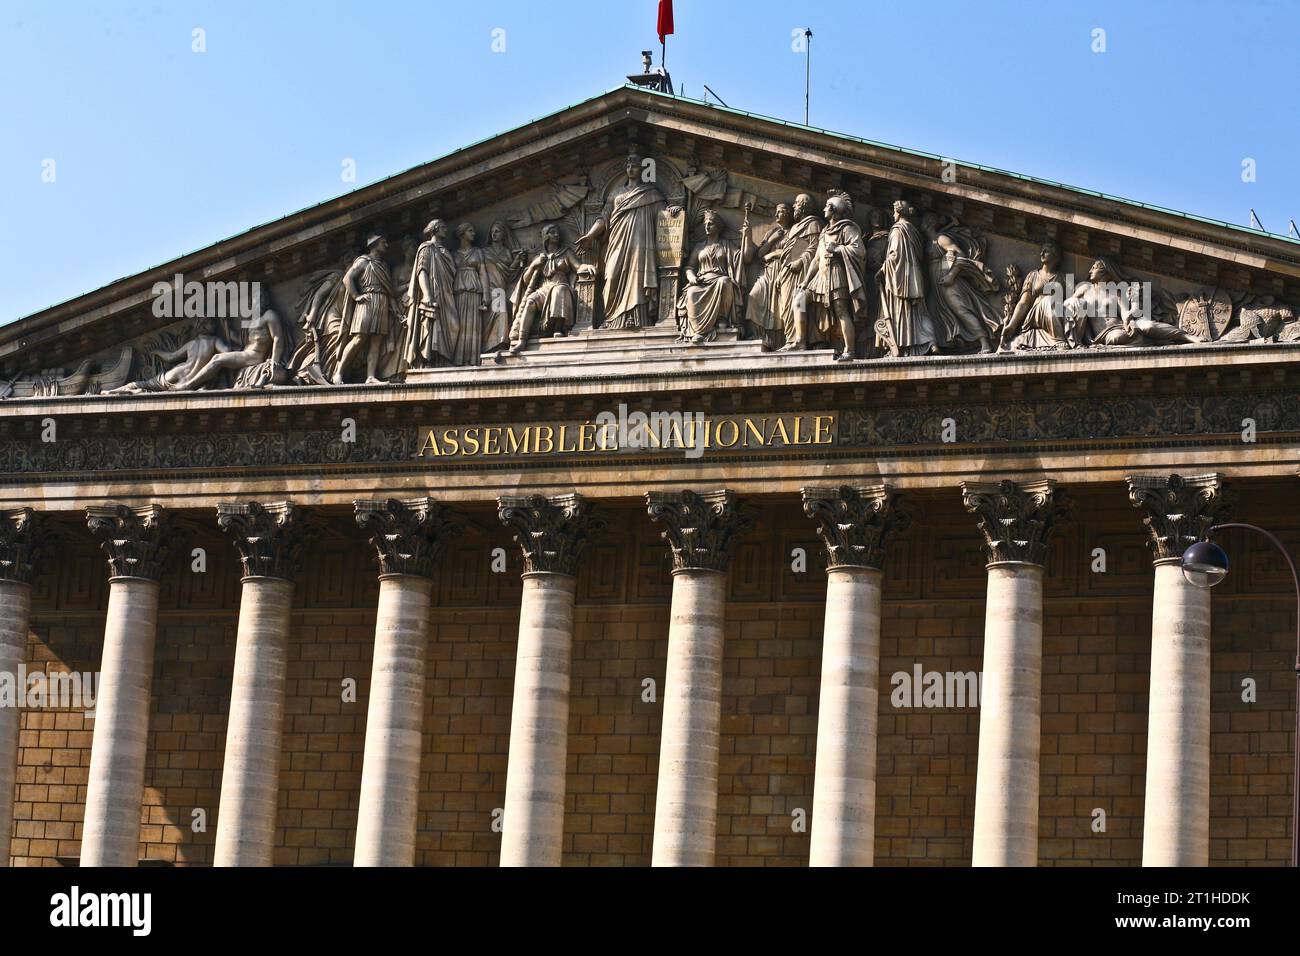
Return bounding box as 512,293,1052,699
1210,522,1300,668
1209,521,1300,868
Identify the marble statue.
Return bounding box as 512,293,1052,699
877,200,940,356
451,223,492,366
921,212,1001,353
288,270,345,385
773,193,823,351
108,320,235,394
676,209,746,344
334,235,400,384
576,152,678,330
998,240,1074,351
742,202,792,349
404,220,459,371
504,224,590,353
1064,258,1200,347
481,220,526,354
175,307,293,390
803,190,868,361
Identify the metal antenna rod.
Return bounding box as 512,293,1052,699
803,28,813,125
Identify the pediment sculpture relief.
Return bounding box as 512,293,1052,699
6,152,1299,400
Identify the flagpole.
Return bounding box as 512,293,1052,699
804,28,813,126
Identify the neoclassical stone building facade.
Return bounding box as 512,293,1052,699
1,86,1297,866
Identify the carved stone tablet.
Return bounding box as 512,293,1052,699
655,208,688,268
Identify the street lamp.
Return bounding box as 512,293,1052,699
1180,523,1300,867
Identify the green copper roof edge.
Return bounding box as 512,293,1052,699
627,84,1300,247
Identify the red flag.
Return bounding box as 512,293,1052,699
657,0,674,44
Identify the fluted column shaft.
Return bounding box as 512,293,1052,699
81,576,161,866
803,484,906,867
354,573,434,866
213,500,308,866
214,576,294,866
351,497,460,867
81,503,172,868
971,563,1043,866
962,479,1068,868
646,489,753,868
809,566,882,866
0,580,32,866
496,493,599,867
500,572,577,866
1126,473,1227,867
1142,561,1212,865
652,568,727,866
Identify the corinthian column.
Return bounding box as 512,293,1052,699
82,504,175,867
352,498,461,867
214,501,313,867
801,486,908,867
0,509,50,866
1127,473,1230,867
962,480,1069,867
646,489,755,867
497,493,602,867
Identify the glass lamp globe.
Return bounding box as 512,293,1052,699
1181,540,1229,589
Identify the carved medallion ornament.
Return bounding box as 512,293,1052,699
85,504,175,581
0,508,51,585
1125,473,1232,565
353,497,462,579
645,489,757,573
216,500,316,581
800,485,910,570
960,479,1071,568
497,493,604,576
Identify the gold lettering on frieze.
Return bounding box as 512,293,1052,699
415,413,837,460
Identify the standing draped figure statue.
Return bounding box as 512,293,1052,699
481,220,526,354
451,223,492,366
404,219,459,368
334,235,400,383
576,152,679,330
774,193,823,351
921,212,1001,353
802,190,868,361
743,202,792,349
877,201,940,357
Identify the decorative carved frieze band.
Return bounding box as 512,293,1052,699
0,508,52,585
85,504,175,581
960,479,1070,568
645,489,756,573
3,386,1297,478
216,500,315,581
353,497,462,579
497,493,604,576
800,485,909,570
1126,473,1232,565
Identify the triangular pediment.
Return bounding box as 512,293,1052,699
4,85,1300,400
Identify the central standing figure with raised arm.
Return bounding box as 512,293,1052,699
576,152,679,330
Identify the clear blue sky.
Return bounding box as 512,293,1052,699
3,0,1298,323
